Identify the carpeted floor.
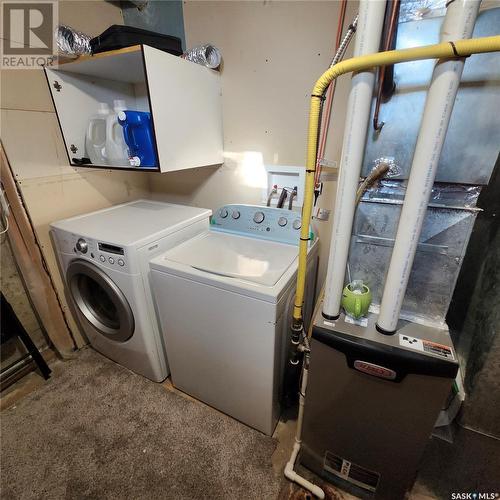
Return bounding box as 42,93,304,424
1,348,283,500
3,348,499,500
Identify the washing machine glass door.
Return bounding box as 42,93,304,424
67,260,134,342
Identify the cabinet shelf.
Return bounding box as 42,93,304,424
45,44,223,173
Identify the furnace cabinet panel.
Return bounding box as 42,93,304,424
45,45,223,173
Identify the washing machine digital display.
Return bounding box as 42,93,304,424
98,242,124,255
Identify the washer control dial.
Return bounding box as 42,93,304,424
118,259,125,267
232,210,240,220
219,208,229,218
75,238,88,253
108,257,115,265
253,211,265,224
99,255,105,262
292,219,302,230
278,216,288,227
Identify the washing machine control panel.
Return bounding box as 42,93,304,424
55,231,130,272
211,205,314,245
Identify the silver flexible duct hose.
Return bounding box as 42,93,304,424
182,44,221,69
55,25,91,56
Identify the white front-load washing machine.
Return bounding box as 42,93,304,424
51,199,211,381
150,204,319,434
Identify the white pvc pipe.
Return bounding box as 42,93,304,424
284,359,325,499
322,0,386,319
285,442,325,499
377,0,481,333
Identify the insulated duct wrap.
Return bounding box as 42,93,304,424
55,25,92,56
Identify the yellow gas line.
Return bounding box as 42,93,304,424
293,35,500,325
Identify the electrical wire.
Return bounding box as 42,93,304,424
0,213,9,235
0,186,9,235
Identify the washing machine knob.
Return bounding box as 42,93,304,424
232,210,240,220
76,238,88,253
292,219,302,230
278,216,288,227
219,208,229,218
253,211,265,224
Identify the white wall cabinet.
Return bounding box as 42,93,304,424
45,45,223,173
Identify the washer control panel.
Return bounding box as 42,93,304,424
94,242,127,270
55,231,129,272
211,205,314,245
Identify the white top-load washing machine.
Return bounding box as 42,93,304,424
150,204,319,435
51,200,211,382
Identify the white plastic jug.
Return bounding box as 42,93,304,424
105,99,129,166
85,102,110,165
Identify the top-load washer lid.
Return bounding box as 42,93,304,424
161,231,298,286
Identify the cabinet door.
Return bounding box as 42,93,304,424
144,45,224,172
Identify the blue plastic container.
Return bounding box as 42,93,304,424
117,110,157,167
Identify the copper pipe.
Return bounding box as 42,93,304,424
373,0,401,131
314,0,348,188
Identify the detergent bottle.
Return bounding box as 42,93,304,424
105,99,130,166
117,110,157,168
85,102,110,165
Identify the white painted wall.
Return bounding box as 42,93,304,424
0,1,150,347
148,0,359,287
1,0,359,348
